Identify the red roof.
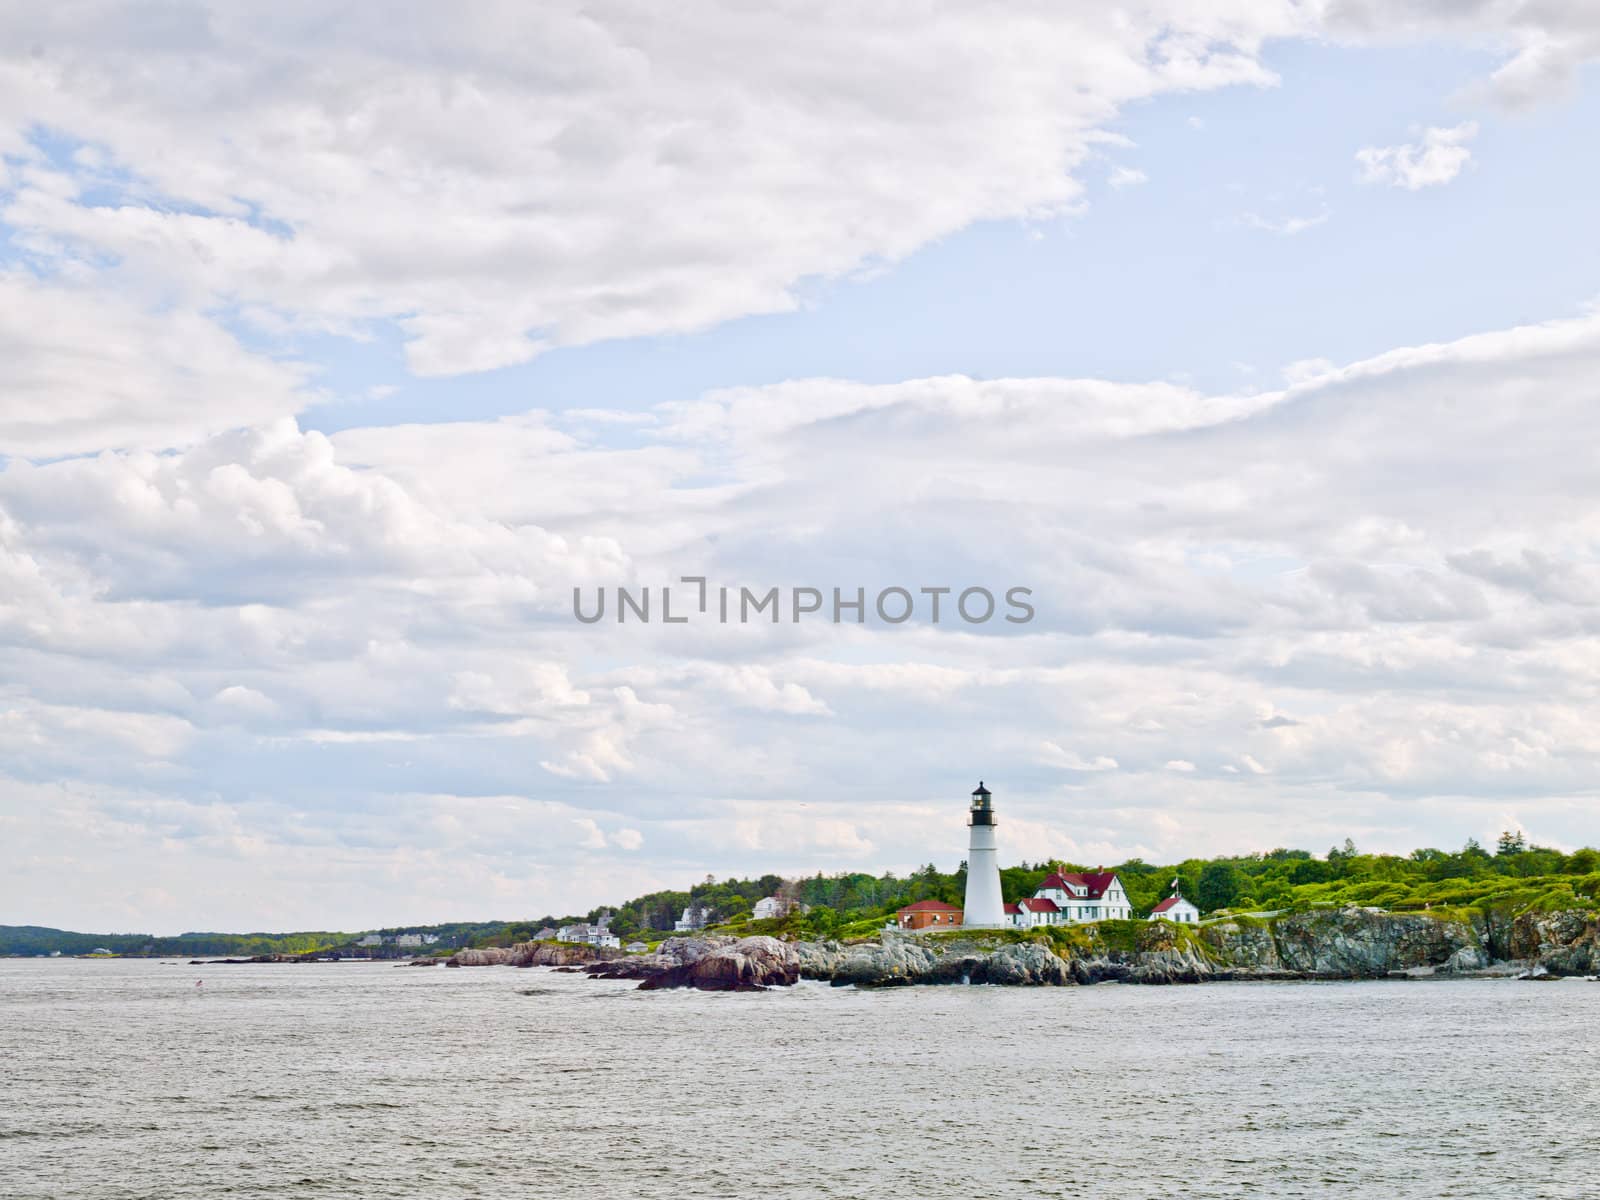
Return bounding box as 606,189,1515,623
1003,902,1021,914
1020,897,1059,912
898,899,962,912
1038,871,1118,899
1150,896,1189,914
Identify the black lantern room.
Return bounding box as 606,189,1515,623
969,781,994,827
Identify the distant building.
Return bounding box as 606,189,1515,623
895,899,963,930
535,927,559,941
356,934,383,947
1149,890,1201,924
88,947,113,956
625,941,648,953
557,922,621,949
674,904,711,932
753,896,783,920
394,934,423,948
753,894,805,921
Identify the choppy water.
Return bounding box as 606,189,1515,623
2,960,1597,1198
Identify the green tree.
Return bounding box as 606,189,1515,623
803,905,840,938
1564,847,1599,874
1196,863,1242,913
1496,829,1527,856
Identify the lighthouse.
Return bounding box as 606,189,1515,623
963,781,1006,928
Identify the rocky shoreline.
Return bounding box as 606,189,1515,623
443,906,1600,992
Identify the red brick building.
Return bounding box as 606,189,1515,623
895,899,964,930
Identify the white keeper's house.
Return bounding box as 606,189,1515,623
1005,870,1134,928
1147,891,1201,924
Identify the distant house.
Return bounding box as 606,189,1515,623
895,899,963,930
88,947,113,956
557,922,621,949
356,934,383,947
625,941,648,954
1149,892,1201,924
753,894,804,920
674,905,711,932
753,896,783,920
394,934,423,948
534,927,559,941
421,934,439,945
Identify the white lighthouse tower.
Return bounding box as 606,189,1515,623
963,781,1006,928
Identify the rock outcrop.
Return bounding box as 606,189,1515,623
1262,909,1479,977
585,936,800,991
445,946,512,967
446,941,621,968
1508,910,1600,974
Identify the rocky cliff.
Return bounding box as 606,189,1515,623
1502,909,1600,973
1202,909,1489,978
797,906,1595,988
448,906,1599,990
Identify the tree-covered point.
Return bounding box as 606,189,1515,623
661,835,1600,940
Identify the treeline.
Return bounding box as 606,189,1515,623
0,925,351,958
568,833,1600,941
1,920,499,958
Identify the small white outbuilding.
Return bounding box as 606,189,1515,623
1148,893,1201,924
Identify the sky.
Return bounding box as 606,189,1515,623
3,2,1600,934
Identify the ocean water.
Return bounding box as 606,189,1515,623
1,960,1596,1198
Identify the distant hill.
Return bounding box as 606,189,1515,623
1,926,157,957
1,919,532,958
0,925,354,957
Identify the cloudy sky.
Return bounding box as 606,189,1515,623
4,3,1600,933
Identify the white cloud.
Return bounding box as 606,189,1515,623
0,274,310,457
573,818,609,850
1320,6,1600,109
1356,122,1478,190
1040,743,1120,772
1165,760,1198,773
1108,165,1148,188
1241,206,1330,235
614,828,644,851
9,308,1600,878
0,3,1295,378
